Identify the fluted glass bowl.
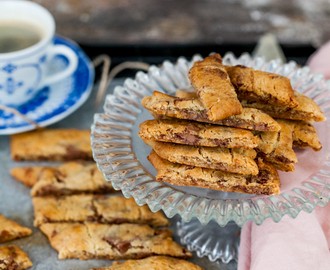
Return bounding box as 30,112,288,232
91,52,330,227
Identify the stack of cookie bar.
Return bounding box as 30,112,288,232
10,129,202,269
139,54,325,195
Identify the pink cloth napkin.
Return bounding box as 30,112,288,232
238,42,330,270
307,40,330,80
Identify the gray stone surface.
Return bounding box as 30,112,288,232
33,0,330,46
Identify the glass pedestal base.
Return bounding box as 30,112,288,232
177,218,241,263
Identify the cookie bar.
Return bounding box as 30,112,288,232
276,119,322,151
10,166,45,188
254,122,297,172
0,214,32,243
145,139,258,175
11,129,93,161
27,162,114,197
148,151,280,195
188,54,243,121
0,246,33,270
241,91,326,122
142,91,281,131
225,65,298,108
33,195,169,227
139,119,260,149
40,223,191,260
93,256,203,270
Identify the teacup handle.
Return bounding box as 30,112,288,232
39,44,78,87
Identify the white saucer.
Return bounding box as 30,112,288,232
0,35,94,135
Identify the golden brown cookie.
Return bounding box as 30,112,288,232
276,119,322,151
145,139,258,175
27,162,114,197
188,54,243,121
254,122,298,172
40,223,191,260
139,119,260,149
142,91,281,131
225,65,298,108
0,245,33,270
0,214,32,243
10,166,45,188
33,195,169,227
11,129,92,161
241,91,326,122
93,256,203,270
148,150,280,195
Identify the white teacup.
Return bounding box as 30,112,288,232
0,0,78,106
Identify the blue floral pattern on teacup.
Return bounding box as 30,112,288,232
2,63,17,73
0,35,94,134
0,60,43,103
0,77,24,95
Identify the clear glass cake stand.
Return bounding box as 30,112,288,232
91,53,330,263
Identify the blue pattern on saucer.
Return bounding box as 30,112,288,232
0,35,94,134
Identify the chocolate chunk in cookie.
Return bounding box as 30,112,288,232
139,119,260,149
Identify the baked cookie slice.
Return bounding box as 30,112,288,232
254,122,298,172
10,166,45,188
11,129,92,161
241,91,326,122
0,245,33,270
27,162,114,197
33,195,169,227
188,54,242,121
0,214,32,243
139,119,260,149
40,223,191,260
145,139,258,175
93,256,203,270
148,150,280,195
276,119,322,151
225,65,298,108
142,91,281,131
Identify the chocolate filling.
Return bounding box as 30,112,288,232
64,145,91,161
274,155,292,164
159,175,273,195
204,67,228,79
237,91,280,105
248,171,270,184
257,152,292,164
173,133,201,144
0,259,19,270
0,230,10,241
172,132,231,147
103,238,132,254
163,106,271,131
51,230,57,238
35,185,114,197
